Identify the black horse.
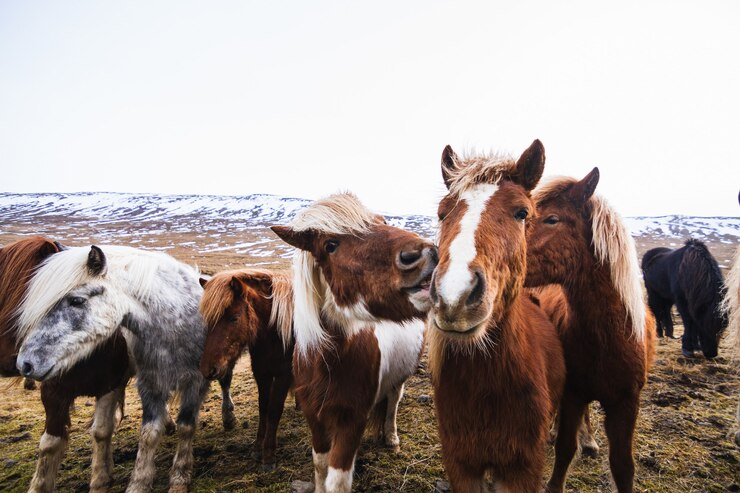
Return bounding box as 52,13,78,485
642,239,728,358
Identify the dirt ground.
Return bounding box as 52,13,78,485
0,219,738,492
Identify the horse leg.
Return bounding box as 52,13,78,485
735,398,740,447
602,397,639,493
663,305,675,338
383,383,404,451
326,418,365,493
251,372,270,461
545,394,588,493
217,364,236,431
28,385,71,493
261,373,292,470
89,384,126,492
168,380,208,493
126,388,167,493
305,415,331,493
578,405,599,459
443,458,486,493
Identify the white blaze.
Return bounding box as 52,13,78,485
439,183,498,306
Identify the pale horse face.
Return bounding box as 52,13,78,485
17,281,124,381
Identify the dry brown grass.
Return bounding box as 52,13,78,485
0,219,738,492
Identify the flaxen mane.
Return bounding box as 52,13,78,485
200,269,293,350
16,246,181,341
723,247,740,361
444,151,517,197
289,192,381,358
534,177,646,342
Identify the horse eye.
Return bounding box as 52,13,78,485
514,209,529,221
544,215,560,225
324,240,339,254
69,296,87,307
227,314,239,323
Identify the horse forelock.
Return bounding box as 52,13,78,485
16,245,172,342
589,195,646,343
446,151,516,197
290,192,379,236
199,272,238,330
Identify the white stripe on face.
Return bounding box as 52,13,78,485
438,183,498,306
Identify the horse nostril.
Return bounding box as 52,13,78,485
398,250,422,268
21,362,33,376
430,272,439,304
466,270,485,307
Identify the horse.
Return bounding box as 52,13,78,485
642,239,727,358
428,140,566,492
199,268,294,469
1,237,132,493
722,226,740,446
270,192,437,493
525,167,656,493
14,245,231,493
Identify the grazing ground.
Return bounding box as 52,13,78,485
0,220,739,492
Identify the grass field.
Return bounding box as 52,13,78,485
0,218,738,492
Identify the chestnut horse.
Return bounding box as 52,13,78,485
1,237,131,493
525,168,656,493
271,192,437,493
428,140,565,492
199,268,294,469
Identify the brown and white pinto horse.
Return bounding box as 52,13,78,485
525,168,656,493
271,192,437,493
199,268,295,469
0,237,130,493
429,141,566,492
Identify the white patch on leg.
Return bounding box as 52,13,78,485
169,424,195,489
90,387,124,491
326,465,354,493
384,384,404,450
312,449,329,493
29,432,67,493
126,421,163,493
438,184,498,306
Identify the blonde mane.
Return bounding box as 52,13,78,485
200,269,294,351
534,177,646,343
289,192,380,358
722,246,740,361
445,151,517,196
16,246,187,342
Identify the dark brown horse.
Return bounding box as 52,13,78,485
428,140,565,492
271,192,437,493
525,168,656,493
0,237,130,492
199,268,294,469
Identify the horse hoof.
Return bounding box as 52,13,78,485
734,431,740,447
222,415,236,431
260,462,277,472
681,349,696,358
581,444,599,459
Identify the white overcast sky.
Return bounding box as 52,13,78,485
1,1,739,217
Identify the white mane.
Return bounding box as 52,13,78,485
16,245,195,342
288,192,381,358
590,195,647,343
722,245,740,361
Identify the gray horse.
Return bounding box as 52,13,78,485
16,245,226,492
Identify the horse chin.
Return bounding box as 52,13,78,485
407,287,432,313
430,318,486,341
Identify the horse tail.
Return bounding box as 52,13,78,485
679,239,725,328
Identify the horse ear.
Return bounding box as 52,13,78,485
270,225,315,251
229,276,245,297
37,239,61,261
512,139,545,191
199,276,209,289
568,167,600,205
241,272,273,295
53,241,67,252
87,245,107,276
441,145,458,190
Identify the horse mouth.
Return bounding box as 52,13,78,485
430,318,485,338
404,277,431,295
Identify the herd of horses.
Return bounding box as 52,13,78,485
0,139,737,493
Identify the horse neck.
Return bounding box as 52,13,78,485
249,294,274,341
561,256,632,338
